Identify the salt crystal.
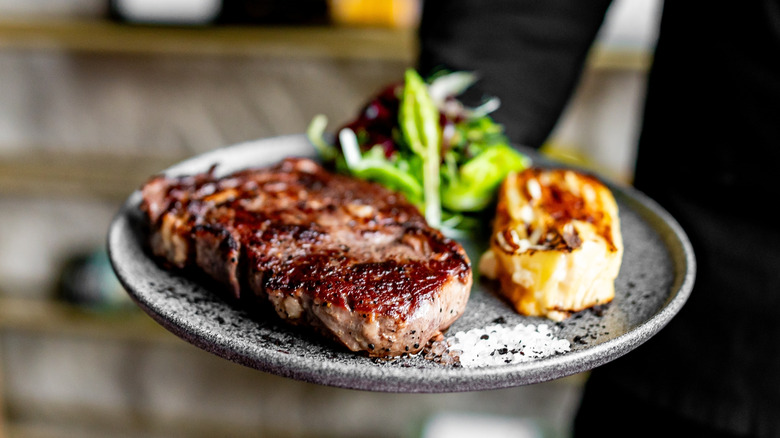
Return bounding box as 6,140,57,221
445,323,570,368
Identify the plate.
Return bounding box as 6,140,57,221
107,134,695,393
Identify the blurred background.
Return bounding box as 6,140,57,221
0,1,660,437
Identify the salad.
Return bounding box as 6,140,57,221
307,69,531,234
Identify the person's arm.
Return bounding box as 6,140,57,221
417,0,612,149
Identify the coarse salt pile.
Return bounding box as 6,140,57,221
446,323,571,367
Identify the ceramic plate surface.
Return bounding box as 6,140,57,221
108,134,695,393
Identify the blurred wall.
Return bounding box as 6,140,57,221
548,0,662,183
0,1,661,437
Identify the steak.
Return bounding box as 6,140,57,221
140,157,472,357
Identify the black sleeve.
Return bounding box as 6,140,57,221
417,0,612,149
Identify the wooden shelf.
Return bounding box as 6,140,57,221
0,296,177,344
589,44,653,72
0,18,650,70
0,150,186,200
0,18,417,62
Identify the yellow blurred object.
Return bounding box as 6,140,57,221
329,0,420,28
540,141,631,184
539,142,594,168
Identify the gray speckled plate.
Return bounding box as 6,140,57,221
107,134,695,393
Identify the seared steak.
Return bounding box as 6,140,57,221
140,157,472,357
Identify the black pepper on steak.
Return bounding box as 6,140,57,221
140,157,473,357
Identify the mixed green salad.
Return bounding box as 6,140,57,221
307,69,531,234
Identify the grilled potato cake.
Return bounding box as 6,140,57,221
479,168,623,321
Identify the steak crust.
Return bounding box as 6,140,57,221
140,157,472,357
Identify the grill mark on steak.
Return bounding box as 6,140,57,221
140,157,472,357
